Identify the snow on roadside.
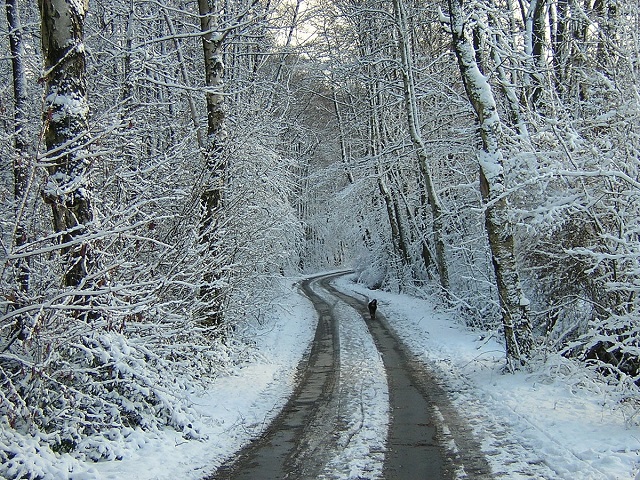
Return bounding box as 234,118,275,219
36,272,640,479
92,278,318,480
333,274,640,480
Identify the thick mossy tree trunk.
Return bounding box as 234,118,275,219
39,0,96,292
448,0,533,369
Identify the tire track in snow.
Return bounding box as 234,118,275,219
209,273,343,479
209,272,493,479
324,279,493,480
311,282,388,479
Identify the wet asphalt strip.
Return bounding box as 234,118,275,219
207,272,492,479
209,273,342,480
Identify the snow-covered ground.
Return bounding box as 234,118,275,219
333,275,640,480
81,272,639,479
91,279,318,480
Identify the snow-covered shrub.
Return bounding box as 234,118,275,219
1,322,207,464
0,425,98,480
533,352,640,427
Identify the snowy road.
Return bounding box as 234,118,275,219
208,272,492,479
90,272,639,480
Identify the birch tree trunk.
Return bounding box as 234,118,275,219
448,0,533,369
6,0,30,295
198,0,228,326
199,0,226,149
38,0,96,291
392,0,450,294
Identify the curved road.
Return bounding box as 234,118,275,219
208,272,492,479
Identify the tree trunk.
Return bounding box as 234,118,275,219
197,0,235,212
199,0,226,146
198,0,228,326
392,0,450,294
38,0,95,291
550,0,569,91
524,0,547,108
448,0,533,369
376,168,407,266
368,78,408,268
391,179,412,266
163,8,203,149
331,84,355,185
121,0,134,110
6,0,30,294
487,11,530,138
593,0,618,74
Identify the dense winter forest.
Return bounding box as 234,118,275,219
1,0,639,476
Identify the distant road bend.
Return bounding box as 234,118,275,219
208,271,492,480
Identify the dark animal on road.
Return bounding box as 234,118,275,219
368,299,377,320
